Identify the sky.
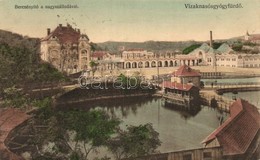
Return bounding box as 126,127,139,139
0,0,260,42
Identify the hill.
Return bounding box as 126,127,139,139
0,29,40,54
97,40,202,54
0,30,67,95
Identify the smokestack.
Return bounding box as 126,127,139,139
210,31,213,47
59,24,62,27
47,28,51,35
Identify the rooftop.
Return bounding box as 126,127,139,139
162,81,195,91
173,65,200,77
202,99,260,156
42,24,85,44
92,51,108,58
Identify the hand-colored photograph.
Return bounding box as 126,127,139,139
0,0,259,160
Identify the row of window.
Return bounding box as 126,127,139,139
245,64,260,67
216,58,236,61
183,151,212,160
217,64,237,67
245,58,260,61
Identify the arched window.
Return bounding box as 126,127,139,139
126,62,131,68
151,61,156,67
132,62,137,68
145,61,150,68
138,62,143,68
158,61,162,67
169,61,173,67
164,61,169,67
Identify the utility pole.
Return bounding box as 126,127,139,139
157,53,160,85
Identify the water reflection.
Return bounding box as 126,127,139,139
57,96,156,118
162,100,202,120
57,97,223,152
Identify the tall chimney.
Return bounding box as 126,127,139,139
210,31,213,47
59,24,62,27
47,28,51,35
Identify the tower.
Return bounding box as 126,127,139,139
210,31,213,48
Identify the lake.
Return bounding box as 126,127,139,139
62,97,225,153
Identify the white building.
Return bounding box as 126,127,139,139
40,24,91,74
189,43,260,68
121,49,200,69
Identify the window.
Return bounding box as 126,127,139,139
203,152,212,160
183,154,192,160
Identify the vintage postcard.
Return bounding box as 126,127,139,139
0,0,259,160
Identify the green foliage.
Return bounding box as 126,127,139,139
34,62,67,83
2,86,29,108
117,73,141,88
64,110,120,145
33,97,52,108
90,42,103,52
108,124,161,160
243,41,257,46
69,152,81,160
232,42,243,51
98,41,198,54
90,61,99,77
63,110,121,159
182,44,201,54
0,30,68,97
35,98,54,120
212,42,223,49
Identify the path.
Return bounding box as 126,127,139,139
0,108,31,160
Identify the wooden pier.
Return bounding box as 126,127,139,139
200,90,234,112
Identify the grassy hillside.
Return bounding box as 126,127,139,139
0,30,67,95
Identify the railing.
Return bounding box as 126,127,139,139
125,146,223,160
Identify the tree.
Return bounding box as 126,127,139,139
2,86,30,108
63,110,121,160
89,61,98,78
182,44,201,54
107,124,161,160
232,42,243,51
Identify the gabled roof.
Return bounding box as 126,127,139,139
202,99,260,156
92,51,108,58
199,43,211,52
162,81,196,91
217,43,233,53
42,24,81,44
173,65,200,77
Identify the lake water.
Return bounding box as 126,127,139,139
223,91,260,109
62,97,225,153
202,77,260,84
58,77,260,158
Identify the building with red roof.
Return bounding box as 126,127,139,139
162,65,201,108
171,65,201,88
202,99,260,159
40,24,91,73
